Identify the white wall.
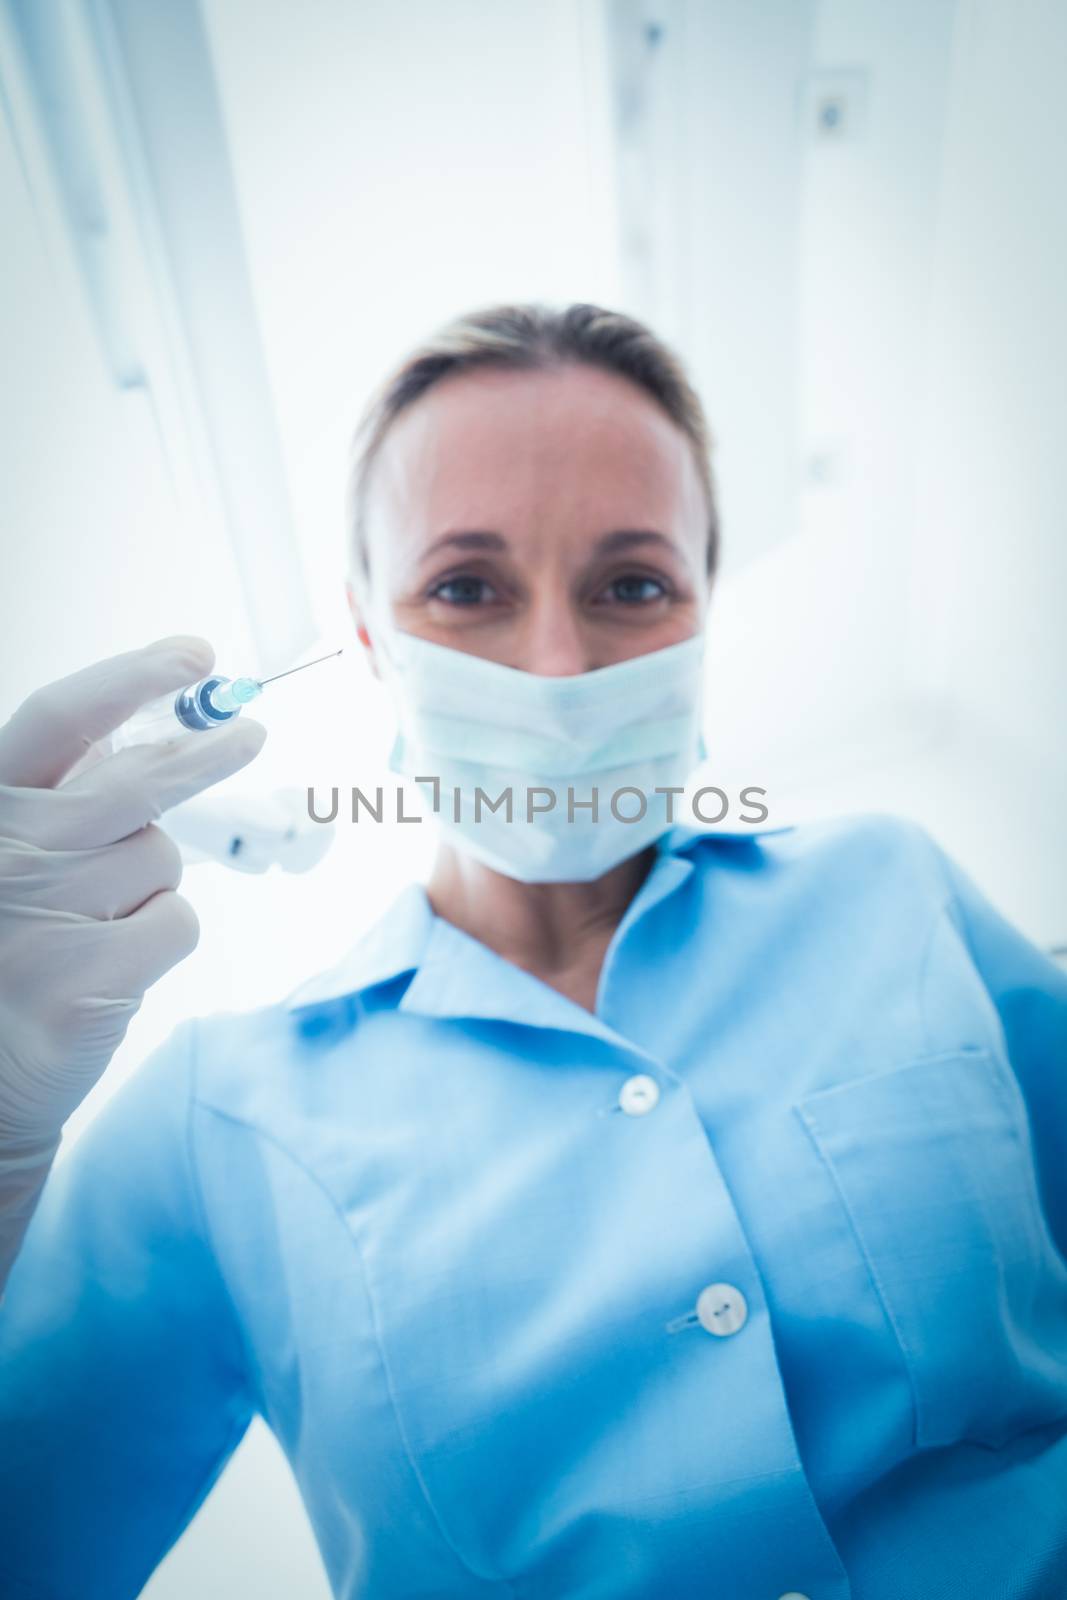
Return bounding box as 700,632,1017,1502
898,0,1067,939
755,0,1067,945
694,0,957,780
0,69,256,702
621,0,1067,946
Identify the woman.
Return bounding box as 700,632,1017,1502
1,304,1065,1599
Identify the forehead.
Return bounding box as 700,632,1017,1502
365,361,705,539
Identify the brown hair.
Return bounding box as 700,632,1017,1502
346,301,720,594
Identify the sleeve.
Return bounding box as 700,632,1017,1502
930,835,1067,1260
0,1018,256,1600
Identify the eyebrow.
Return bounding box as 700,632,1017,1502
419,531,507,562
418,528,679,563
595,529,677,556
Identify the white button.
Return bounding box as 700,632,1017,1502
778,1593,811,1600
695,1282,748,1336
618,1073,660,1116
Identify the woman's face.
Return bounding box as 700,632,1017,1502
349,361,711,678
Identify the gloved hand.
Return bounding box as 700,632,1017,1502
0,636,266,1288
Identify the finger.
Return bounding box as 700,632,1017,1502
0,635,216,789
38,892,204,1055
0,825,184,920
106,887,202,990
20,891,201,1048
89,825,185,919
62,736,118,785
0,717,267,850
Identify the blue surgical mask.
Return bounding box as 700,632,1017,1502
372,624,708,883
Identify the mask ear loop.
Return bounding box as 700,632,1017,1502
361,597,401,680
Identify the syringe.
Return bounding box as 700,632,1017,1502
111,649,344,751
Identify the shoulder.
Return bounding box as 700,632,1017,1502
178,998,308,1128
687,809,951,889
679,811,961,943
788,809,949,879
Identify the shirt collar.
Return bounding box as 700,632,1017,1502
283,821,785,1019
284,879,435,1013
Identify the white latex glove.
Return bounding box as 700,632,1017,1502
0,636,266,1290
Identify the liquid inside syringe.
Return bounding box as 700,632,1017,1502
111,649,344,751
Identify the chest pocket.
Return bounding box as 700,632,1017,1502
794,1046,1067,1451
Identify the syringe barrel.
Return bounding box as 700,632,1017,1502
110,676,243,751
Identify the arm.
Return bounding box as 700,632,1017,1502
930,836,1067,1257
0,636,266,1294
0,1020,256,1600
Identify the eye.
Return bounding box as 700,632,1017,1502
598,573,670,605
429,574,498,606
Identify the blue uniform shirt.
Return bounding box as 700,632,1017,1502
2,812,1067,1598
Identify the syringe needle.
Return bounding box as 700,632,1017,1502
257,649,344,689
